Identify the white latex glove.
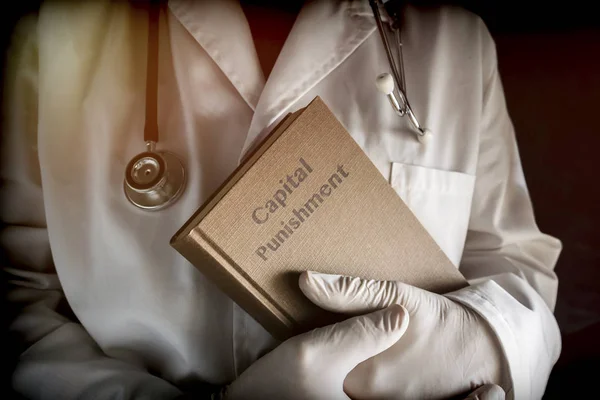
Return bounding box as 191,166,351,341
226,304,409,400
299,271,509,399
465,384,506,400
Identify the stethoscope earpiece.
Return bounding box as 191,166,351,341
375,73,396,96
417,128,433,144
376,73,404,117
374,73,432,143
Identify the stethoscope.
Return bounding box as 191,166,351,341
369,0,432,143
124,0,430,211
123,1,186,211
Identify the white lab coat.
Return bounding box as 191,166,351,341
1,1,561,399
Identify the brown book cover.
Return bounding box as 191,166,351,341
171,97,466,340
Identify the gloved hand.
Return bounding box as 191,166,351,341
226,304,409,400
299,271,509,400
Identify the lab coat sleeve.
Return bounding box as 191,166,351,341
445,21,562,400
1,17,181,400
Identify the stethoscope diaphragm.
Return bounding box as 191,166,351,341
124,149,186,211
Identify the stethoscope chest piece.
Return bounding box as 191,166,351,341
124,149,186,211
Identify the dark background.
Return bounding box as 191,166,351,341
2,0,599,398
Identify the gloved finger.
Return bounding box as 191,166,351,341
299,271,418,314
309,304,409,370
463,384,505,400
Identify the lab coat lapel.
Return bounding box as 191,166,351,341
168,0,265,111
240,0,376,156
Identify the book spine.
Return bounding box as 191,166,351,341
171,228,297,341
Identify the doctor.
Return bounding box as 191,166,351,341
2,0,561,399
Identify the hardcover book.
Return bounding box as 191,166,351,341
171,97,466,340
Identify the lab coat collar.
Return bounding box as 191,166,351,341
169,0,376,156
242,1,376,155
241,0,376,155
168,0,266,111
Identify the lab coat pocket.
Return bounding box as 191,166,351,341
390,163,476,267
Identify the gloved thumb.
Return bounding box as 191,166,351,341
463,384,506,400
311,304,409,370
299,271,418,314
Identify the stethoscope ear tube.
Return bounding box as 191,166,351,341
144,0,160,145
369,0,405,101
370,0,432,142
